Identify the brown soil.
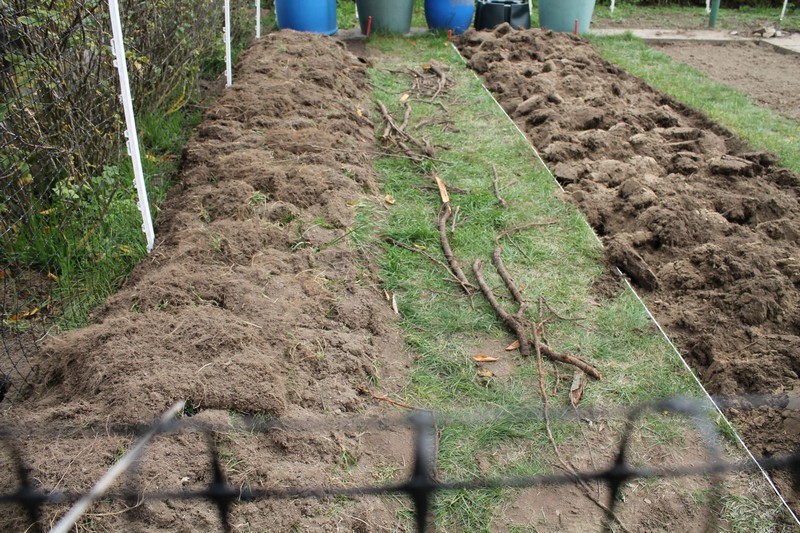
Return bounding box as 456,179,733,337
457,24,800,509
653,41,800,121
0,31,413,531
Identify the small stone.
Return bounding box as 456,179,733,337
729,30,739,36
775,30,784,38
644,498,652,505
763,27,777,38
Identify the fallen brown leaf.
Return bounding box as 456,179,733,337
505,340,520,351
472,355,498,363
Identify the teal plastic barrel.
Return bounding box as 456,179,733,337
356,0,414,34
538,0,596,35
275,0,337,35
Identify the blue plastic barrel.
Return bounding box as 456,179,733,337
425,0,475,35
275,0,337,35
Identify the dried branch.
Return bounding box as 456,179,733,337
439,204,474,294
472,259,530,357
357,385,422,411
378,100,403,141
399,101,412,132
538,343,602,380
384,237,460,284
492,245,524,306
377,100,436,160
428,62,448,101
492,165,507,208
496,220,558,241
531,319,627,532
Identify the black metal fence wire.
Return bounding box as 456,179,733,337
2,396,799,532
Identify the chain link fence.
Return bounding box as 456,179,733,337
0,0,254,403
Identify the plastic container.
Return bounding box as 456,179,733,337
538,0,596,35
275,0,337,35
474,0,530,31
356,0,414,34
425,0,475,35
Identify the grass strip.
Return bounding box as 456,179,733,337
589,32,800,174
354,33,790,530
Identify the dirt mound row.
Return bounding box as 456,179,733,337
1,32,409,531
457,24,800,494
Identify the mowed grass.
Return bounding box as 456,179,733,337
589,33,800,174
353,34,791,530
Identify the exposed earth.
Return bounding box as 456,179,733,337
651,40,800,121
1,22,799,531
1,32,413,531
457,23,800,509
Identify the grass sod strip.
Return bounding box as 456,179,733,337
588,33,800,174
358,34,786,531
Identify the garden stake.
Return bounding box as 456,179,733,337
366,15,372,38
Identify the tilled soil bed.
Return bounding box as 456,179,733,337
458,24,800,507
1,32,412,531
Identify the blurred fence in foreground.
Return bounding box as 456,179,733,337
1,396,799,532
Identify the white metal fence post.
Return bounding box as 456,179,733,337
256,0,261,38
225,0,232,87
107,0,155,253
780,0,789,21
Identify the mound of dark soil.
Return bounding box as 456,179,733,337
458,24,800,504
0,31,410,531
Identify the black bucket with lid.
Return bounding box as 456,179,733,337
474,0,531,31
